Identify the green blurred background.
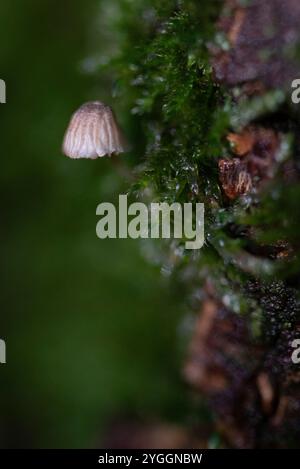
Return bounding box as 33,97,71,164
0,0,186,448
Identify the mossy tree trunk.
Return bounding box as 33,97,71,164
99,0,300,448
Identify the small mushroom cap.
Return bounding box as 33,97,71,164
62,101,125,159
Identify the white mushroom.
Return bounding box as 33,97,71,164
62,101,125,159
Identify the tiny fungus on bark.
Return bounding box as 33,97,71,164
62,101,125,159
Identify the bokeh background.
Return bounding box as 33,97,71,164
3,0,299,450
0,0,189,448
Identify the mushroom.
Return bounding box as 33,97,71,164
62,101,125,159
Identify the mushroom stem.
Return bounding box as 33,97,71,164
110,154,135,182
